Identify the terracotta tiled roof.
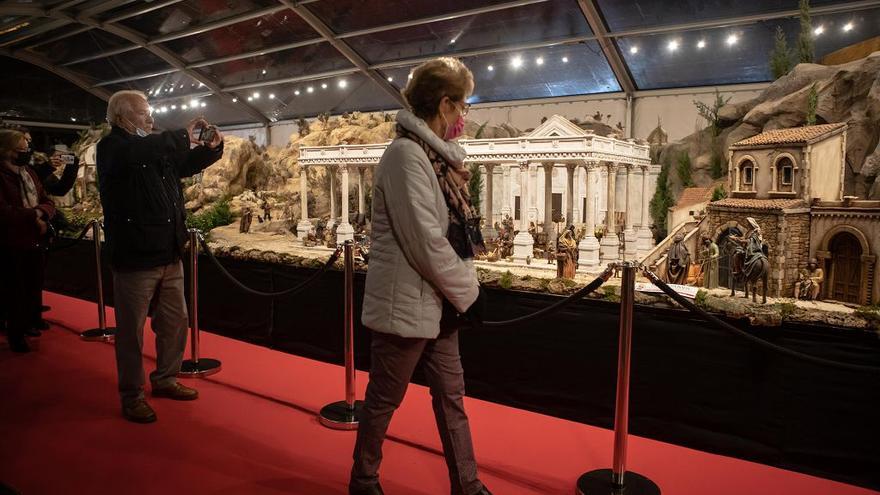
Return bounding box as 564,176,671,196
730,123,846,148
675,187,714,208
709,198,807,210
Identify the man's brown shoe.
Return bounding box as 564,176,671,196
152,382,199,401
122,399,156,423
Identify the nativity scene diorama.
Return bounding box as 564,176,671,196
47,49,880,329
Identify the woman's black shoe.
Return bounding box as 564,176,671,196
24,328,41,337
9,336,31,353
349,483,384,495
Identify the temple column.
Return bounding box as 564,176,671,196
624,165,639,260
483,163,496,238
578,161,601,270
297,166,312,245
600,162,620,262
543,162,554,235
566,163,576,227
357,167,365,216
327,165,337,230
512,161,534,263
336,165,354,243
501,164,511,219
637,165,654,256
528,163,539,224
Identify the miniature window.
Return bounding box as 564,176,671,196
776,157,795,192
782,166,793,184
740,160,754,191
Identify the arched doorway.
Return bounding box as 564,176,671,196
717,227,742,289
829,232,862,303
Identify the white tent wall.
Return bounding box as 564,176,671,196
220,83,769,148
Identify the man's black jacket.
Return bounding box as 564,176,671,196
97,126,223,271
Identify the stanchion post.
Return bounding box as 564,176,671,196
319,241,364,429
179,229,222,377
81,221,117,341
577,262,660,495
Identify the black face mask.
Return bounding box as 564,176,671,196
12,149,32,167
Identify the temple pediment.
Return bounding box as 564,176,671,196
526,115,588,138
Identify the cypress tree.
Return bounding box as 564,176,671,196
770,26,794,79
798,0,814,63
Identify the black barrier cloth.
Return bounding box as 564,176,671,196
44,243,880,490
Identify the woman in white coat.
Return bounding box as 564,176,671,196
349,57,491,495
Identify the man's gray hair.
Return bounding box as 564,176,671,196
106,90,147,126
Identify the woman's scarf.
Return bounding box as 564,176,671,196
396,123,485,259
18,166,39,208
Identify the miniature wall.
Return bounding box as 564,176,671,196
730,147,806,199
808,137,845,201
668,201,707,233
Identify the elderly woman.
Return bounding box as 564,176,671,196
350,57,491,495
0,129,55,353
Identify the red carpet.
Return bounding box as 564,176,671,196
0,292,877,495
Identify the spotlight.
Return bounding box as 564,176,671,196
269,93,275,99
253,92,260,99
294,90,300,96
190,99,198,107
322,83,328,89
562,56,569,63
182,104,188,110
629,46,639,54
450,38,457,44
338,79,348,88
697,40,706,49
814,25,824,36
169,87,174,93
726,34,738,45
843,22,853,32
487,65,494,71
510,56,523,68
201,102,206,107
232,97,237,103
387,76,393,82
161,106,168,112
667,40,678,52
307,86,314,93
70,117,77,122
536,57,544,65
247,96,253,101
171,105,177,110
262,69,267,75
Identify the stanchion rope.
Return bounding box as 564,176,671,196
198,236,341,298
481,266,615,328
48,220,96,252
642,268,880,374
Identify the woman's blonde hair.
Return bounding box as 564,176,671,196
402,57,473,120
0,129,24,161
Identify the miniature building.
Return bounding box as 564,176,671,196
707,123,880,304
667,186,714,233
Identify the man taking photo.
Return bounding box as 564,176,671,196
97,90,224,423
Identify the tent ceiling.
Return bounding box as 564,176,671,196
1,0,878,126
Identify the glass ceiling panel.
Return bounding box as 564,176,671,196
617,7,880,90
161,9,319,64
306,0,529,34
0,57,107,124
68,48,173,85
201,42,355,88
597,0,844,32
381,41,620,104
0,17,69,47
105,72,208,100
346,0,591,65
30,29,132,65
231,72,401,121
118,0,280,38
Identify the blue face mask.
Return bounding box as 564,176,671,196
125,118,149,137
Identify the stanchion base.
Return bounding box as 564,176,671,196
178,358,222,378
577,469,660,495
80,327,116,342
318,400,364,430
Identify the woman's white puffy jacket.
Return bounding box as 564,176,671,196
361,110,479,339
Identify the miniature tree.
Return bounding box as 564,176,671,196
806,83,819,125
468,163,484,213
694,89,731,181
798,0,814,63
677,151,695,188
650,154,675,239
711,184,727,201
770,26,794,79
